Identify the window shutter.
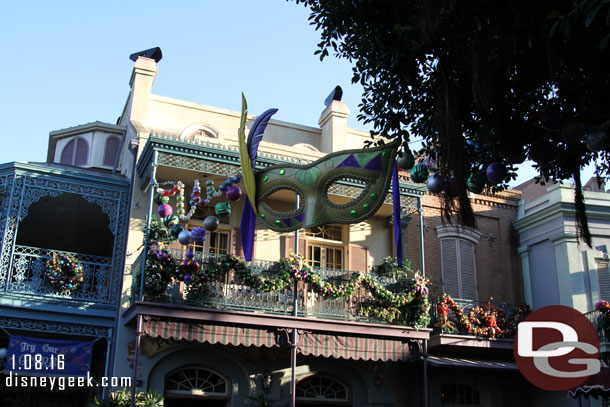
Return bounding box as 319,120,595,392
441,238,459,298
75,137,89,166
60,139,75,164
349,243,368,272
597,263,610,300
458,239,477,300
103,136,120,166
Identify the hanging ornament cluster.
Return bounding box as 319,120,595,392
153,175,241,247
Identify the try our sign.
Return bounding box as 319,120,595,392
5,335,93,376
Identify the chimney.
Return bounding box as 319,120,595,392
318,89,350,153
128,48,160,123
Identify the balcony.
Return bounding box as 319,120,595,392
428,296,530,349
1,245,115,304
585,309,610,348
129,248,431,329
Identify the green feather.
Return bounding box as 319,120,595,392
238,94,258,214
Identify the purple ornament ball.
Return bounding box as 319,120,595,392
157,204,173,217
226,186,242,202
486,162,507,184
191,227,206,243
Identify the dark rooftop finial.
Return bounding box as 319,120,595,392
129,47,163,63
324,86,343,107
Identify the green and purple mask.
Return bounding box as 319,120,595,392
255,140,399,232
238,96,402,264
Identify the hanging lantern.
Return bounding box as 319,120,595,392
177,230,192,246
410,163,429,183
226,186,242,202
585,128,609,152
486,162,507,184
215,202,231,217
397,148,415,170
190,227,206,243
426,174,444,194
204,216,220,231
157,204,173,218
466,171,486,194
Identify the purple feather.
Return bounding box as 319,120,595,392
240,196,256,261
247,108,278,168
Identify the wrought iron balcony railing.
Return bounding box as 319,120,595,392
3,245,114,304
585,309,610,344
131,249,428,327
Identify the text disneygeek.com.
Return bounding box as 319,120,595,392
4,372,131,391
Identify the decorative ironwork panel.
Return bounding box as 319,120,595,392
158,153,241,177
0,315,110,338
0,172,129,306
0,174,24,289
7,245,113,303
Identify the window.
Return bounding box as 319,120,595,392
165,367,229,402
437,225,481,300
190,227,231,257
60,137,89,166
103,136,120,167
441,384,480,406
296,375,349,405
305,225,345,270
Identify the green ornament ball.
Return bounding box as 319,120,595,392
410,163,429,183
215,202,231,217
466,171,487,194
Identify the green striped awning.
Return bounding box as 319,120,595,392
142,318,413,362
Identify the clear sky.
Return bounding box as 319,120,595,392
0,1,594,187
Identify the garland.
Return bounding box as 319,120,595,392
142,251,430,328
45,253,84,294
436,294,531,339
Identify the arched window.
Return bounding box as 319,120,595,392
296,374,350,405
293,143,320,152
180,125,218,143
60,137,89,166
103,136,120,167
165,367,229,405
441,383,480,406
436,225,481,300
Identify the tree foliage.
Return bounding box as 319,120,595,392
294,0,610,244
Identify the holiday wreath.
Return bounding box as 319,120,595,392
45,252,84,294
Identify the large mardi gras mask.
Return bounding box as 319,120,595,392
238,95,402,261
255,141,399,232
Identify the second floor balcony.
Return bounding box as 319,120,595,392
130,248,432,330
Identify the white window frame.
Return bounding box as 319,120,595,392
305,225,347,271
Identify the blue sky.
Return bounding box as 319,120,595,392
0,1,592,186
